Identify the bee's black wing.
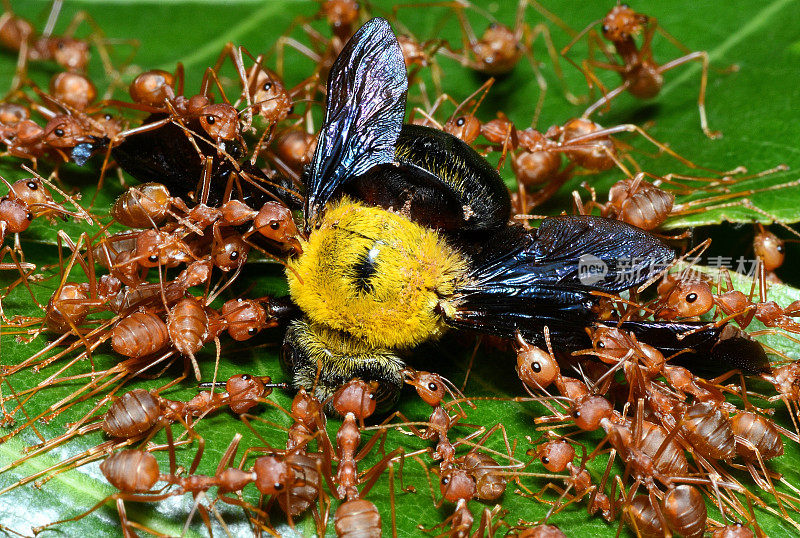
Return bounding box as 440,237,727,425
447,216,675,346
304,17,408,229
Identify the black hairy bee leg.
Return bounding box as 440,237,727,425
281,320,406,412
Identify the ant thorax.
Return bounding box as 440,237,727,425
287,198,468,349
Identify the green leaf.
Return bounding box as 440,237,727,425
2,1,800,537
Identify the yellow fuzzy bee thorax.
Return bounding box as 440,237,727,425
287,199,469,349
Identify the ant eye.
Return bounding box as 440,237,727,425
205,115,216,124
778,245,785,253
597,341,605,348
456,117,465,126
428,382,438,391
242,374,251,380
602,24,610,32
26,181,37,190
148,255,158,263
686,293,698,303
274,483,283,490
54,128,65,137
541,456,549,464
287,105,295,114
263,82,272,91
230,251,239,260
248,327,257,335
57,41,65,49
573,410,581,419
104,114,112,120
441,477,449,485
26,212,33,221
270,221,281,230
531,361,541,373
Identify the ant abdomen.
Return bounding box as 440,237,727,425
111,311,170,358
459,451,507,501
731,412,784,461
624,495,665,538
101,389,162,438
277,453,322,517
663,484,707,538
168,296,209,358
99,450,160,493
680,402,736,460
334,498,382,538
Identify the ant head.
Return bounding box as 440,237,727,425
404,369,446,406
0,198,33,233
515,334,560,389
9,177,49,207
322,0,360,33
248,67,292,123
253,201,301,250
536,439,575,473
221,298,270,341
473,24,519,75
601,5,646,42
591,326,631,359
444,114,481,144
48,38,90,71
661,277,714,318
332,379,377,418
43,115,86,148
439,468,476,503
212,232,249,271
15,120,44,144
253,455,291,495
134,229,169,268
199,103,239,140
572,396,613,431
291,388,324,425
754,230,785,272
226,374,266,414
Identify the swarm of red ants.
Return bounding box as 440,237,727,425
1,1,800,537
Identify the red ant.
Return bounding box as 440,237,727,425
562,4,736,138
428,0,580,122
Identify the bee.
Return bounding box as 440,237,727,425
280,18,767,408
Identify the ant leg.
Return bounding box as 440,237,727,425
658,51,720,139
581,78,631,119
526,22,583,105
358,447,404,499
